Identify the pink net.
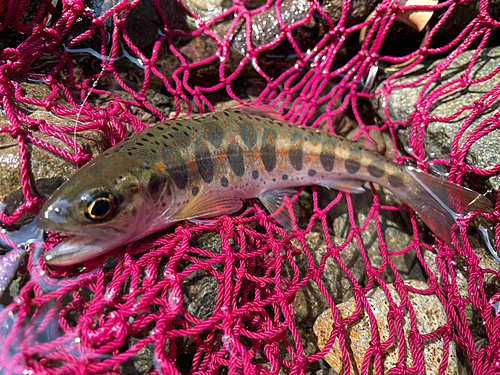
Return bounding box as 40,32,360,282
0,0,499,374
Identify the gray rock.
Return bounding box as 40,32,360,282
0,83,111,227
371,46,500,190
314,280,466,375
318,185,424,284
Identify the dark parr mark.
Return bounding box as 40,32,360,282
308,169,317,177
261,129,277,171
252,170,259,180
166,149,188,189
195,144,214,183
320,144,335,171
367,164,385,178
221,177,229,187
192,187,199,196
147,174,167,202
345,159,361,174
228,143,245,177
282,174,288,180
388,174,405,189
289,132,303,170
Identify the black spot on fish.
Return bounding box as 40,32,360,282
127,152,133,156
252,170,259,180
172,126,179,131
147,133,154,137
282,175,288,180
192,187,199,196
308,169,317,176
157,126,165,131
320,144,335,171
367,164,385,178
221,177,229,187
345,159,361,174
162,135,169,140
289,132,303,170
228,143,245,177
141,138,149,142
148,174,167,202
136,142,144,146
261,129,277,171
388,174,404,189
195,144,214,183
154,141,160,146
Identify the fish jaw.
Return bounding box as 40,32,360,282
43,234,125,266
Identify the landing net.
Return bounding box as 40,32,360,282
0,0,499,374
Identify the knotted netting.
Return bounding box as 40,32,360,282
0,0,499,374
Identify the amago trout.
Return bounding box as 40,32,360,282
38,108,491,265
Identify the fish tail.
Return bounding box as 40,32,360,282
400,166,492,244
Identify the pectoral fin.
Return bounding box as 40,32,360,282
259,188,299,229
169,189,243,222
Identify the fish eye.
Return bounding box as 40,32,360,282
84,188,117,221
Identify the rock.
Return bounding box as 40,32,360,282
182,0,232,23
287,232,367,329
313,280,465,375
319,185,424,284
0,105,111,227
371,45,500,191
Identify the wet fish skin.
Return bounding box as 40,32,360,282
37,109,492,265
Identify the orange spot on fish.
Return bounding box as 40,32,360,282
225,121,229,125
257,126,260,130
328,145,332,149
342,146,346,151
294,164,297,168
249,139,252,143
197,181,200,186
269,135,273,143
260,166,263,171
333,153,336,156
250,132,253,135
346,162,351,166
264,122,268,125
309,156,313,160
282,150,287,155
313,142,317,147
291,145,295,150
366,156,369,159
236,121,240,124
253,153,260,158
173,142,177,146
189,161,195,169
279,131,284,137
288,129,292,133
299,140,303,145
205,129,209,133
229,177,233,182
204,169,207,175
239,131,241,135
219,156,224,161
171,153,175,158
217,129,220,134
281,165,284,169
177,164,181,169
200,140,204,146
191,135,194,139
232,137,235,143
156,163,165,169
354,156,359,160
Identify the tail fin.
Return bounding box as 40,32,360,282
403,166,492,244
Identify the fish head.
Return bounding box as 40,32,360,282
38,155,176,266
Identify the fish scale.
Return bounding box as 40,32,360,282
37,108,492,266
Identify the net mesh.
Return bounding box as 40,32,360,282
0,0,499,374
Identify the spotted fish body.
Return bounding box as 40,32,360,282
38,109,491,265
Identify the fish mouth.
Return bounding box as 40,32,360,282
43,234,120,266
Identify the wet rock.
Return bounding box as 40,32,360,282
319,185,423,284
182,0,232,23
314,280,465,375
286,232,367,328
120,339,155,374
0,107,110,227
371,46,500,191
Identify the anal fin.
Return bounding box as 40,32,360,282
318,179,366,194
259,188,299,229
169,189,243,222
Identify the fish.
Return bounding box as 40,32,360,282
37,107,492,266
